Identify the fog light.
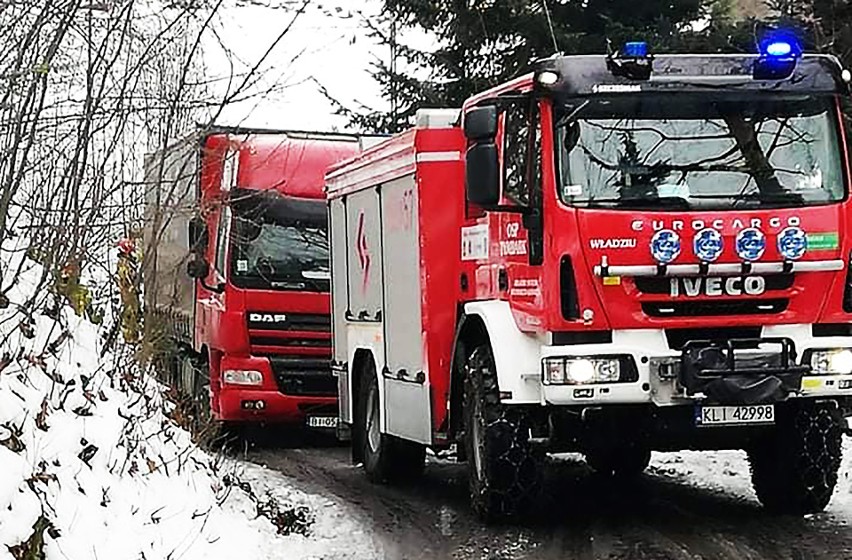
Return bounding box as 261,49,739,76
223,369,263,386
809,349,852,375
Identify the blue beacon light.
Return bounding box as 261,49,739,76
755,32,802,80
623,41,648,58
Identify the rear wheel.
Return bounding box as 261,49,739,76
356,358,425,483
179,353,218,442
748,401,842,514
463,343,542,522
585,444,651,478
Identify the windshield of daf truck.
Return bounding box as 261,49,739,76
555,94,845,210
230,190,330,292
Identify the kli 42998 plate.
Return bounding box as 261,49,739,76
695,404,775,427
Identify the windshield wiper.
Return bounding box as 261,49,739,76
689,191,805,207
581,196,691,209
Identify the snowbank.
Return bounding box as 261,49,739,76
0,253,376,559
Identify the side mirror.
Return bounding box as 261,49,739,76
186,257,209,279
464,106,498,141
188,216,208,252
465,143,500,207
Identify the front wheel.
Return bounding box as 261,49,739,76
463,343,542,522
356,358,425,483
748,401,842,515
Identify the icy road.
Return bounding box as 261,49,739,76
249,442,852,560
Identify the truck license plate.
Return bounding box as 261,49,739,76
306,416,338,429
696,404,775,426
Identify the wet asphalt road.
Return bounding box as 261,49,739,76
247,443,852,560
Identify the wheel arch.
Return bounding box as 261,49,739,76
448,311,489,440
459,300,543,407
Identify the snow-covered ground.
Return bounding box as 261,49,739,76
650,441,852,522
0,252,377,559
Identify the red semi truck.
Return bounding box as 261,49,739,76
144,127,371,430
328,40,852,520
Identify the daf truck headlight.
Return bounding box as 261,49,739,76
807,349,852,375
223,369,264,385
542,356,634,385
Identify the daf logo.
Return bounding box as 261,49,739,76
670,276,766,297
249,313,288,323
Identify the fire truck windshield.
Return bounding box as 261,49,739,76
555,94,845,211
229,215,329,292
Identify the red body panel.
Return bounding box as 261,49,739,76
195,132,362,423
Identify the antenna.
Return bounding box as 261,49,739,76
541,1,560,55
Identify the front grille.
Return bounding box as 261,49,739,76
248,336,331,348
643,299,788,318
635,274,794,295
269,356,336,396
246,312,331,332
247,312,331,356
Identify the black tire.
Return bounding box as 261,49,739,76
585,444,651,478
463,344,543,522
356,358,426,483
180,354,218,443
748,401,842,515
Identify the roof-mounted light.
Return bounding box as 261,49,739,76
754,31,802,80
622,41,648,58
537,71,559,86
606,40,653,81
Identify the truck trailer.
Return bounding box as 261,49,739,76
144,127,371,430
327,38,852,520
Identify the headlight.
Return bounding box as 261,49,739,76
650,229,681,264
223,369,264,385
777,226,807,261
543,356,634,385
735,228,766,261
807,349,852,375
693,228,723,262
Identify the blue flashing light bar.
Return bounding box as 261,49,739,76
623,41,648,58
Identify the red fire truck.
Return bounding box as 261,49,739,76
328,38,852,520
144,127,371,430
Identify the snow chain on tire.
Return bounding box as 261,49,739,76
748,401,842,515
464,344,543,522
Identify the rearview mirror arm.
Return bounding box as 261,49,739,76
198,278,225,294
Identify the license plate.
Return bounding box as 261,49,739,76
306,416,338,429
695,404,775,426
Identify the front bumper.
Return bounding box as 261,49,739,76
217,388,336,423
215,354,337,423
540,325,852,407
